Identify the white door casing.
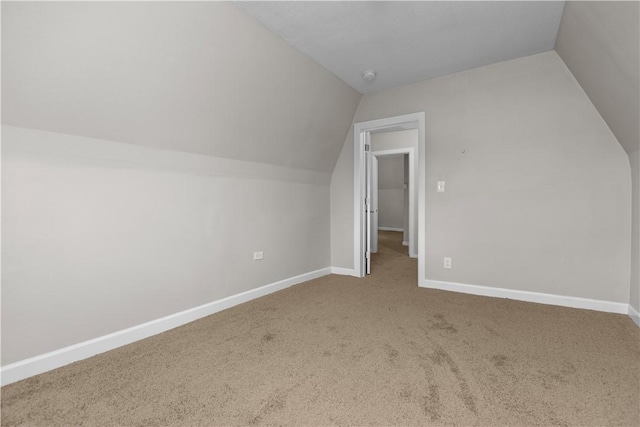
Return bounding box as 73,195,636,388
371,155,379,254
365,146,372,275
353,112,425,282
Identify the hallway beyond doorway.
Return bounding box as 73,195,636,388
370,230,416,283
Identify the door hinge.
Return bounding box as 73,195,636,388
365,143,370,152
366,251,371,259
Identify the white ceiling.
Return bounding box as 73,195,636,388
236,1,566,94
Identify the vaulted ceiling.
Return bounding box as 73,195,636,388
3,1,637,164
236,1,566,94
555,1,639,155
1,2,361,173
237,1,638,155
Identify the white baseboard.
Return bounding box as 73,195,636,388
419,279,629,315
0,267,332,386
331,267,359,277
402,241,409,246
378,227,403,232
629,305,640,327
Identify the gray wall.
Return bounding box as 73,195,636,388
554,0,639,314
2,126,332,364
631,152,640,312
330,126,357,269
330,51,631,303
376,155,404,229
1,2,360,365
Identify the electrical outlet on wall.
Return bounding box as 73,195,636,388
253,251,264,261
444,257,452,269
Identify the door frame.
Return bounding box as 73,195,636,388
372,148,416,258
370,154,379,255
353,112,425,280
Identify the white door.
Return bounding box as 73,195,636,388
365,146,372,275
370,156,379,253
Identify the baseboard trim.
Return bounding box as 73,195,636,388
0,267,332,386
419,279,629,315
402,241,409,246
629,305,640,327
378,227,403,232
331,267,359,277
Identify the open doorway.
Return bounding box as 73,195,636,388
353,112,425,281
370,148,415,257
368,150,414,275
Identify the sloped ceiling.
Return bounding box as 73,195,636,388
4,1,635,163
236,1,565,94
1,2,361,173
555,1,639,155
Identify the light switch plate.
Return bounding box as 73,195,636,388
437,181,445,192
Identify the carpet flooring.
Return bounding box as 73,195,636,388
2,231,639,426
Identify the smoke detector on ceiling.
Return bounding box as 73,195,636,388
362,70,376,81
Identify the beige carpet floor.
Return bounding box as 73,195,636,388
2,231,639,426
